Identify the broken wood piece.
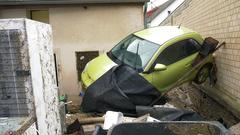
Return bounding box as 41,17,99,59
78,117,104,125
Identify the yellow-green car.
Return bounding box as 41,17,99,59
81,26,213,92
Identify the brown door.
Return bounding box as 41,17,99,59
76,51,99,81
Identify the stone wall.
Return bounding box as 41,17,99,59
161,0,240,118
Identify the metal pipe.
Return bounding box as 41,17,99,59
143,2,148,28
0,0,149,5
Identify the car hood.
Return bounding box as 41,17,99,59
82,53,117,86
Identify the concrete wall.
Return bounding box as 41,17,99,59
0,5,144,104
26,19,62,135
162,0,240,118
49,5,144,103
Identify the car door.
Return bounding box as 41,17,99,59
151,39,200,92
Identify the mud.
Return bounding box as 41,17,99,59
166,84,239,128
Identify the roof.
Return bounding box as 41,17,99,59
134,26,197,45
0,0,149,5
150,0,185,27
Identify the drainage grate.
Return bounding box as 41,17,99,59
0,29,30,117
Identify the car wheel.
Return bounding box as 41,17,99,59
194,65,211,84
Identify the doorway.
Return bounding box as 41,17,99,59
76,51,99,81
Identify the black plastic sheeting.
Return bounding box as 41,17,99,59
136,106,203,121
81,65,161,114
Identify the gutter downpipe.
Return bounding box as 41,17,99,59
143,2,148,28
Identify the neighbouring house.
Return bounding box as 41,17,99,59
146,0,175,25
0,0,149,104
149,0,185,27
160,0,240,118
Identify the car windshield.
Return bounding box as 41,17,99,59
109,35,160,71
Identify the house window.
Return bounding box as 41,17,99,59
76,51,99,81
28,10,49,24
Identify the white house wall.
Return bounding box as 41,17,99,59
0,9,27,19
49,5,144,103
0,5,145,104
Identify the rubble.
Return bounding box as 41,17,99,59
167,84,239,128
103,111,123,130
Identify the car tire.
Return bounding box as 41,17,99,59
194,64,211,84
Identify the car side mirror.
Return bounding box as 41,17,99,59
154,64,167,71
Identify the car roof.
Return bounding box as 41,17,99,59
134,26,199,45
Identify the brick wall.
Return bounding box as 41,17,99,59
162,0,240,117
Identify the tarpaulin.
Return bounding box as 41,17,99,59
136,106,203,121
81,65,161,114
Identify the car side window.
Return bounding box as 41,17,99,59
184,39,200,56
156,41,186,65
156,39,200,66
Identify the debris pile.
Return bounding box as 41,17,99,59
65,84,239,135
